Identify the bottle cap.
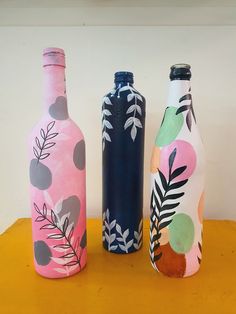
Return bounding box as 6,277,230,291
170,64,191,80
114,71,134,84
43,47,65,68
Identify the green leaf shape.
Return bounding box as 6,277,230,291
155,107,184,147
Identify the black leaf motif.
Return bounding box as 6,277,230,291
176,92,196,131
159,220,173,231
34,203,41,214
47,121,55,132
164,192,185,201
40,153,50,160
47,234,64,239
34,202,83,270
64,260,79,267
179,93,192,103
169,148,177,170
176,105,190,115
158,170,168,191
161,203,180,211
46,133,59,140
63,217,69,234
54,244,70,249
32,121,58,162
35,137,41,149
60,252,75,259
186,110,192,131
169,179,188,190
40,128,46,140
43,203,47,216
170,166,187,181
33,147,40,159
154,252,162,262
40,224,56,230
160,211,176,220
43,142,56,150
51,211,58,224
35,216,45,222
150,147,188,265
154,180,164,203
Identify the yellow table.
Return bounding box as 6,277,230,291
0,219,236,314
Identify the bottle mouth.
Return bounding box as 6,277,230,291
170,63,191,81
114,71,134,84
43,47,65,68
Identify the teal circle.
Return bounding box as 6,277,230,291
156,106,184,147
169,213,194,254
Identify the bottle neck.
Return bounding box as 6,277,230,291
167,80,191,108
114,81,134,88
43,65,68,116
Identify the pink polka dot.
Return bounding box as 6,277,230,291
159,140,196,181
184,244,201,277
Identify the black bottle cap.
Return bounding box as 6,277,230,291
170,64,191,81
114,71,134,84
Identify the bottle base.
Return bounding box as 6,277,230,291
34,262,87,279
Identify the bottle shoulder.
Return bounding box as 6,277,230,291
28,115,84,142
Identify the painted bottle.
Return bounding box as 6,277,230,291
150,64,205,277
102,72,146,254
28,48,86,278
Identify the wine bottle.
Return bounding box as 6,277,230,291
150,64,205,277
102,71,146,254
28,48,86,278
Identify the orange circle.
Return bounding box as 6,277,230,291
150,146,160,173
198,192,205,223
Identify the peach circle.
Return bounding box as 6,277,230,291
150,146,160,174
198,192,205,223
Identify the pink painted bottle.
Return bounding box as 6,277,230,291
28,48,86,278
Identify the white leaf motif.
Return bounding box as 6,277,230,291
119,244,127,251
136,94,143,102
103,109,112,116
105,232,110,243
126,105,136,114
103,97,112,105
123,229,129,240
134,231,139,240
110,233,116,244
126,239,134,249
54,268,68,274
110,245,118,251
127,93,134,102
51,257,67,265
110,219,116,230
103,132,111,142
116,224,122,235
124,117,134,130
104,120,113,129
134,118,142,128
136,105,142,115
131,125,137,141
116,237,124,242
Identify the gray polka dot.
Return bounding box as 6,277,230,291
59,195,80,226
30,159,52,190
49,96,69,120
34,240,52,266
73,140,85,170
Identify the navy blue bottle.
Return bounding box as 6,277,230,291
102,71,146,254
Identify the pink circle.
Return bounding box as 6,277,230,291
159,140,196,181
